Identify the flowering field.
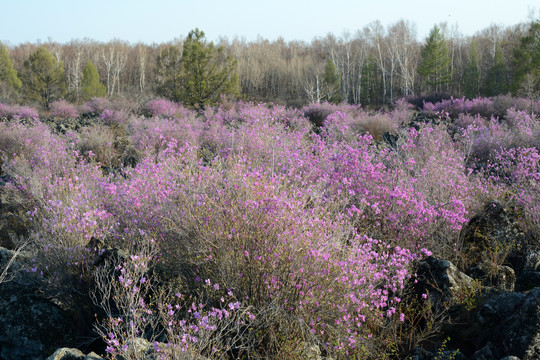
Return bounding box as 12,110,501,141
0,97,538,359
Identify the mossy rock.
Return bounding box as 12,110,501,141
460,201,525,265
0,210,29,249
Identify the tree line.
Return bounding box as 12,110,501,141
0,19,539,109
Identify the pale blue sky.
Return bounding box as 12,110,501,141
1,0,537,45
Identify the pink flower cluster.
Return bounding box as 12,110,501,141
0,103,39,121
50,99,79,118
144,98,194,119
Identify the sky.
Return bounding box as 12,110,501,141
1,0,538,45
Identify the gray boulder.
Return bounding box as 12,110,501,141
84,353,105,360
472,343,495,360
45,349,105,360
46,348,85,360
412,256,476,305
460,201,525,267
468,263,516,292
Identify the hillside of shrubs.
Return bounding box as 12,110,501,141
0,95,538,359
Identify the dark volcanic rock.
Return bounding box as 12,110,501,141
0,247,89,360
507,245,540,291
467,262,516,292
460,201,525,263
516,271,540,292
458,287,540,359
501,287,540,359
507,245,540,275
0,208,28,249
412,256,476,304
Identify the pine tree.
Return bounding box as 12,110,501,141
512,20,540,93
22,46,66,108
179,28,239,108
81,60,106,101
322,58,341,103
418,26,453,93
0,42,22,100
463,40,480,98
483,41,508,96
154,45,183,102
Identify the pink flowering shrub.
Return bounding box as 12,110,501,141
505,108,540,149
144,98,194,120
0,103,39,121
4,144,113,248
83,97,112,114
100,109,129,126
389,98,414,125
51,99,79,118
75,124,123,169
422,97,496,119
202,101,309,131
310,127,478,256
489,147,540,229
302,102,362,127
128,116,203,159
321,104,410,144
0,103,10,119
0,121,59,171
83,97,134,126
197,102,312,168
96,143,421,357
92,237,254,359
422,95,540,120
458,109,539,167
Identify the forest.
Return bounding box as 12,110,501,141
0,19,539,108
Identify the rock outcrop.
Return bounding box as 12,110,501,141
46,348,104,360
0,246,93,360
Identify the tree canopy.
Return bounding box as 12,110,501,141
22,46,66,108
180,28,239,108
322,58,341,103
418,26,452,92
463,40,480,98
155,29,239,108
81,60,106,101
155,45,183,102
0,42,22,100
512,20,540,94
483,41,508,96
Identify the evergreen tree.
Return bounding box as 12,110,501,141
483,41,508,96
154,45,183,102
360,57,380,105
0,42,22,100
179,28,239,108
81,60,106,101
512,20,540,93
22,46,66,108
463,40,481,98
418,26,453,93
322,58,341,103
